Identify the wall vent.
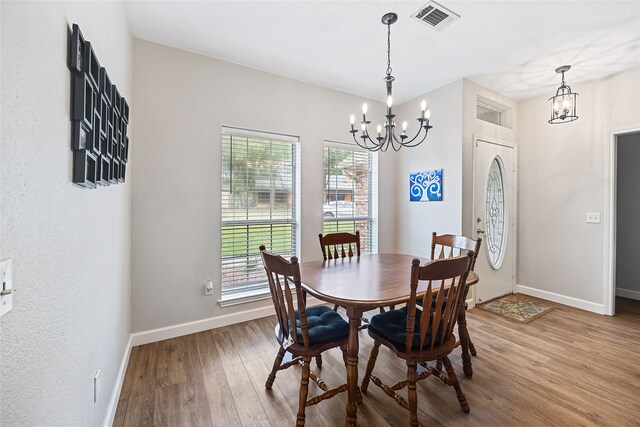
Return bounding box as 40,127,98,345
411,1,460,31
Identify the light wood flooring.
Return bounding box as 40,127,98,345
114,297,640,426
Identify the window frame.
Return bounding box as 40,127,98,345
219,126,300,300
322,141,378,254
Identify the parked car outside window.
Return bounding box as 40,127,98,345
322,201,355,218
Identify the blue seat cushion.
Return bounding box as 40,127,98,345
293,306,349,344
369,306,443,350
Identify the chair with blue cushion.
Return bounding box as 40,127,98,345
260,245,349,426
361,253,475,426
430,232,482,363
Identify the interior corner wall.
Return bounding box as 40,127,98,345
517,67,640,310
131,40,394,334
0,2,133,425
393,80,463,258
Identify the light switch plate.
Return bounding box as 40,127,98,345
1,259,14,317
204,280,214,296
586,212,601,224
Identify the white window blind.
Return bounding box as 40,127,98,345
323,144,377,252
221,128,298,292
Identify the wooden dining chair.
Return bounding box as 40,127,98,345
318,231,361,313
361,253,475,426
430,232,482,357
318,231,361,261
318,231,387,325
260,245,349,426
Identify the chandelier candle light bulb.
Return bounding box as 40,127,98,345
348,12,433,151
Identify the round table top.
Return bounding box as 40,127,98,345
299,253,478,308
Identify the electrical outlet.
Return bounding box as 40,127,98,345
204,280,214,296
1,259,14,317
93,369,101,403
586,212,601,224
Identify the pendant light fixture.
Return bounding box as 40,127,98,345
349,13,432,152
548,65,578,124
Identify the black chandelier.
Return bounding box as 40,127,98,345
349,13,432,152
548,65,578,124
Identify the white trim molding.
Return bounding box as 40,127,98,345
218,287,271,307
616,287,640,301
132,297,331,347
515,285,605,314
103,334,133,427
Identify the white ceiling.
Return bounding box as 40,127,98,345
126,1,640,103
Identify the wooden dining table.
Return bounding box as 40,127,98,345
299,253,479,427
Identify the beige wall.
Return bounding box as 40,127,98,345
394,80,464,258
131,40,396,333
517,67,640,311
0,2,132,425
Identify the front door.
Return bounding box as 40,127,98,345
473,138,516,303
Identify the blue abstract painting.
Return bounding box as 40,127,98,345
409,169,443,202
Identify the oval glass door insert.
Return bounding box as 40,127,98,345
486,157,506,268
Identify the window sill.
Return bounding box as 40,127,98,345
218,287,271,308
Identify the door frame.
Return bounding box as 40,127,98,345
604,126,640,316
471,135,518,305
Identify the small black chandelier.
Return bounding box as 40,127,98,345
349,13,432,152
548,65,579,124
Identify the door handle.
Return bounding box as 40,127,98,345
477,228,485,234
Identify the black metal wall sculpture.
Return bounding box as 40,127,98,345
69,24,129,188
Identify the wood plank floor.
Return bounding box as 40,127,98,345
114,297,640,426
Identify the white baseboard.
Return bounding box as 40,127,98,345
131,297,330,347
103,334,133,427
616,287,640,301
515,285,605,314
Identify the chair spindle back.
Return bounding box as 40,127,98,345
260,245,310,348
406,253,474,353
431,232,482,271
318,231,361,261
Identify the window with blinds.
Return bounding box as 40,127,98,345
221,128,298,293
323,144,377,253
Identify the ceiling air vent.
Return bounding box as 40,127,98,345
411,1,460,31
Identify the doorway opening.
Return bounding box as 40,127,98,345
606,129,640,315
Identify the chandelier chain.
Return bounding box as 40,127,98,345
386,23,392,76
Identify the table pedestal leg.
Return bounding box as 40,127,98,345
345,308,362,426
458,302,473,378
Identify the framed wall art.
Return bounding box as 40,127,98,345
69,24,129,188
409,169,443,202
